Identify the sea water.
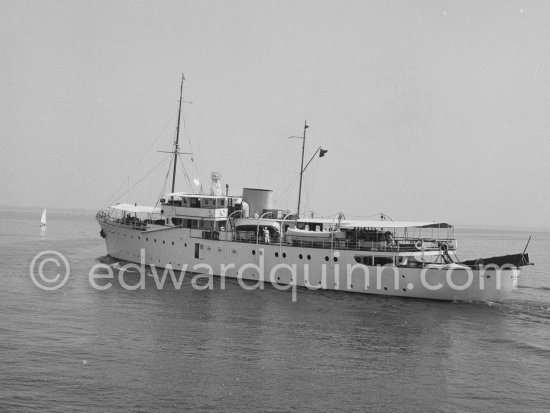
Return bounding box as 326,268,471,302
1,206,549,412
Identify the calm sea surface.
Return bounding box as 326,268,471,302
1,206,549,412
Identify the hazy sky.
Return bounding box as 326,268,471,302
2,0,549,228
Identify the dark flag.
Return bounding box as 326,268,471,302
319,148,328,157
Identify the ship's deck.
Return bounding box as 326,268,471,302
97,214,456,255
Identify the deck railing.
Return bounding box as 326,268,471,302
215,230,456,253
97,210,455,253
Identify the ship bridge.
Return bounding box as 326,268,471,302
160,192,242,229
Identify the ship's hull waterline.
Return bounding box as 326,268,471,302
99,221,519,302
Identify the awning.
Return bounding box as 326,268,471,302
111,203,161,214
163,192,192,198
340,220,453,228
163,192,226,199
339,220,453,229
296,218,452,229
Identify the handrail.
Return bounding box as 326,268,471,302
221,236,455,252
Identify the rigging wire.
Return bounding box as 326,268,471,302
101,109,179,209
302,157,320,217
178,153,195,193
130,109,178,179
101,79,207,209
109,154,172,205
303,180,310,218
154,156,174,209
276,172,300,209
176,80,205,193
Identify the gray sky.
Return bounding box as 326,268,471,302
2,0,549,228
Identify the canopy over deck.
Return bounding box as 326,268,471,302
297,218,452,229
111,203,161,214
340,220,453,229
163,192,231,199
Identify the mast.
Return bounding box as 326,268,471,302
296,120,308,219
171,73,185,193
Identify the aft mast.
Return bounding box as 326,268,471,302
296,121,308,218
290,121,327,219
171,73,185,193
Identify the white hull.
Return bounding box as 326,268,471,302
99,220,519,302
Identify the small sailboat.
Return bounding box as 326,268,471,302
40,208,47,228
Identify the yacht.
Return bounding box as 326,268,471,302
96,76,531,301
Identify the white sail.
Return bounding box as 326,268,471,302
40,208,47,227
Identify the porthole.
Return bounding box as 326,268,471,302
282,252,287,258
172,241,174,245
325,256,329,261
384,287,388,291
275,252,279,257
402,288,406,292
299,254,303,259
154,239,157,243
252,250,256,255
146,237,149,242
184,243,187,247
163,240,165,244
307,254,311,260
333,257,338,262
138,236,141,240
